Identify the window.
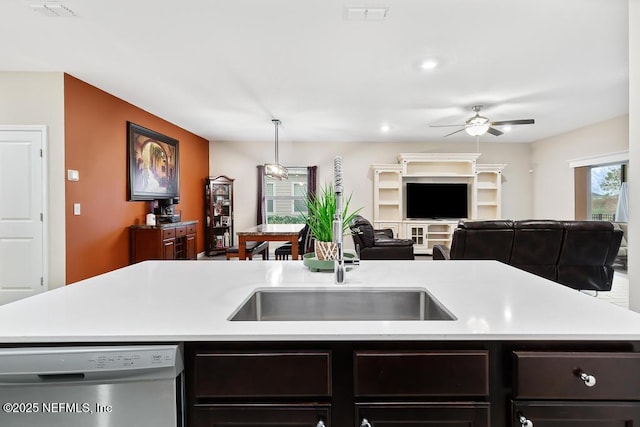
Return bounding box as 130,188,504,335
265,182,275,215
588,163,627,221
571,152,628,221
292,182,307,215
264,167,309,224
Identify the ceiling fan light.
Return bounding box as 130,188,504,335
465,116,490,136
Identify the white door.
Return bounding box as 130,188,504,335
0,126,46,305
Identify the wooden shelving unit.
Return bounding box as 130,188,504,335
204,175,234,256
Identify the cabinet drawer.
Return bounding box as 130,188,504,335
514,351,640,399
187,223,197,234
194,351,331,398
162,228,176,239
193,404,330,427
175,225,187,237
354,351,489,397
512,401,640,425
356,402,490,427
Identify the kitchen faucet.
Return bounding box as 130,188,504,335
333,156,358,284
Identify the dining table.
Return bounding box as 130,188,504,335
236,223,304,260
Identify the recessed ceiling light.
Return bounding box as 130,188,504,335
30,2,76,17
380,124,390,133
420,59,438,70
345,6,389,21
502,126,512,132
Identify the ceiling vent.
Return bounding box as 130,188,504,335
345,6,389,21
30,2,76,17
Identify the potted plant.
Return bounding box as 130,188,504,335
301,184,361,260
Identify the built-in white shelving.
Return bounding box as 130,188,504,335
372,154,506,255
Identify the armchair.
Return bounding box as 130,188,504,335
350,215,414,260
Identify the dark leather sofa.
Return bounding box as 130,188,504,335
433,220,623,292
350,215,415,260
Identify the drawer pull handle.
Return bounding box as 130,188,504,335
517,412,534,427
579,371,597,387
361,418,372,427
316,421,326,427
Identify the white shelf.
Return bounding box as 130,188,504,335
373,154,506,251
378,183,400,189
402,173,477,178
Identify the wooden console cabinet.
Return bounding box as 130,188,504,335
130,220,198,263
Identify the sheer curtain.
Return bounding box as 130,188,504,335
616,182,629,222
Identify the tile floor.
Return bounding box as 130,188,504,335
596,271,629,309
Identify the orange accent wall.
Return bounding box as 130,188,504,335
64,74,209,284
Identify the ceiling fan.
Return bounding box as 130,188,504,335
430,105,535,137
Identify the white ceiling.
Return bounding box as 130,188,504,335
1,0,629,144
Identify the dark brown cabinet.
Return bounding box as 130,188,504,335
512,351,640,426
130,221,198,263
204,175,234,256
190,350,331,426
186,342,640,427
187,345,491,427
354,351,489,427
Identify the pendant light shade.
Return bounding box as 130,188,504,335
264,119,288,180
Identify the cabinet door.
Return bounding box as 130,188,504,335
513,351,640,400
356,403,489,427
162,239,175,260
193,351,331,398
513,401,640,426
193,404,330,427
355,351,488,397
186,234,196,259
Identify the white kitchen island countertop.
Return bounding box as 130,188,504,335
0,260,639,343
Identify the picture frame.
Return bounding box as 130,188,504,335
127,122,180,201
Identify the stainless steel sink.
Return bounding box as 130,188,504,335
228,288,456,321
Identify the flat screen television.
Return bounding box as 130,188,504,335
405,183,468,219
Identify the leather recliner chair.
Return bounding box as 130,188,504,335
350,215,415,260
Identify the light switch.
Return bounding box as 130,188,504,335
67,169,80,181
73,203,81,215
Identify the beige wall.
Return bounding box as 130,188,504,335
530,115,629,219
0,72,66,289
629,0,639,312
210,139,533,238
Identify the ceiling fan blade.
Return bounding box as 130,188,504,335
491,119,535,126
486,127,503,136
429,124,465,128
443,128,466,137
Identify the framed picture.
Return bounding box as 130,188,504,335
127,122,180,201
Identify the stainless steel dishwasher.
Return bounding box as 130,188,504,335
0,344,184,427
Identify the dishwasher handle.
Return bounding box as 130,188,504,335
37,373,86,382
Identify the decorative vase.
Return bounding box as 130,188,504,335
314,241,338,261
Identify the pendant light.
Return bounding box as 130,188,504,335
264,119,288,180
